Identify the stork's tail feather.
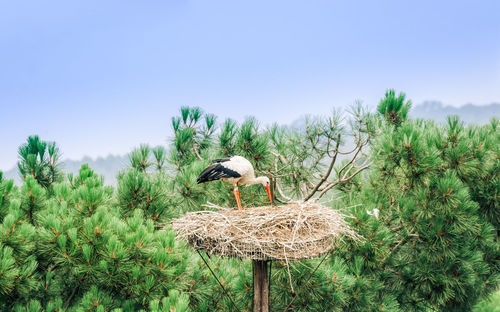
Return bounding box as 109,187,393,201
197,176,212,184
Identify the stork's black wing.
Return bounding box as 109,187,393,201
197,162,241,183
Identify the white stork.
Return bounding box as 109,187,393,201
197,156,272,211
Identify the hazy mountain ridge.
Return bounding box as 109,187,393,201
410,101,499,124
2,102,499,185
3,154,129,186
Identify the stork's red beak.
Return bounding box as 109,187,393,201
265,185,272,203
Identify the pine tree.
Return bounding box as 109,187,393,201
346,90,500,311
34,165,191,310
0,179,40,309
2,145,195,310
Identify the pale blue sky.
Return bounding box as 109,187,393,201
1,0,499,170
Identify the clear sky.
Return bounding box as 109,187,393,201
1,0,499,171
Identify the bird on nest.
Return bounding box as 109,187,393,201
197,155,272,211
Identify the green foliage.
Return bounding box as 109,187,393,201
352,103,500,311
129,144,152,173
0,197,39,309
17,135,63,189
152,146,167,172
1,160,193,311
170,106,216,167
439,117,500,231
117,168,175,220
149,290,190,312
20,175,47,224
236,117,269,164
219,119,238,156
377,89,412,127
474,288,500,312
0,171,15,219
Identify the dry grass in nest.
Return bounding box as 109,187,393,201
171,202,360,261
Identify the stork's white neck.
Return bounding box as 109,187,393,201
242,176,268,186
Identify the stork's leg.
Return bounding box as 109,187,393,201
234,183,242,211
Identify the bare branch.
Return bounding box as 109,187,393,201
336,141,367,178
273,158,293,203
192,145,202,160
275,179,293,202
270,151,288,164
316,162,371,199
304,138,341,201
299,181,308,200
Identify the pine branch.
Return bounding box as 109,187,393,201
64,277,85,309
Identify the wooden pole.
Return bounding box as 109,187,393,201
253,260,270,312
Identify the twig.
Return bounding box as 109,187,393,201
283,251,331,311
284,247,295,294
64,276,85,309
196,250,241,312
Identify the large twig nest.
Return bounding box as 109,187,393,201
171,202,360,261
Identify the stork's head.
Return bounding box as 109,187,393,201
256,176,273,203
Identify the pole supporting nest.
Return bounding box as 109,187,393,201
253,260,270,312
